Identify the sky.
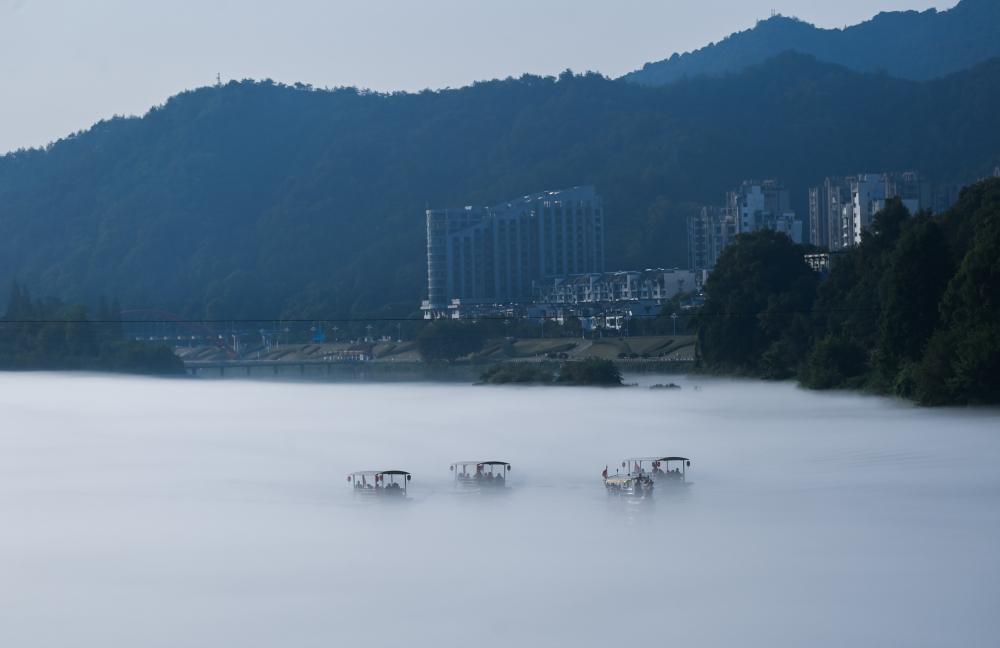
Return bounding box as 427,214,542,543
0,0,958,154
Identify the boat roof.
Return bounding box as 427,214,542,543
625,456,690,463
451,461,510,467
350,470,411,477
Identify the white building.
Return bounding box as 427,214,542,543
534,269,697,307
850,174,887,246
688,206,738,270
728,180,803,243
845,171,927,246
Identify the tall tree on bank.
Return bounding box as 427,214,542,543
699,179,1000,406
877,215,953,391
917,181,1000,404
697,230,818,377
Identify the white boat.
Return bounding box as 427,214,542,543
347,470,411,497
603,467,654,497
623,456,692,485
450,461,511,491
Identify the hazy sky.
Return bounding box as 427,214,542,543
0,0,957,153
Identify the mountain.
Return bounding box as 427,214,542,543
1,53,999,320
625,0,1000,86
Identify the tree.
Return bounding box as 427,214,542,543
556,359,623,386
916,192,1000,404
697,230,818,375
877,216,953,380
416,320,488,362
800,335,868,390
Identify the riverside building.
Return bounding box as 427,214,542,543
423,186,605,319
810,171,930,249
688,179,802,272
809,177,851,250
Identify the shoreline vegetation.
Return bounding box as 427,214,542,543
0,284,185,376
3,183,996,405
478,359,624,386
697,179,1000,407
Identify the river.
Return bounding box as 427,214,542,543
1,373,997,647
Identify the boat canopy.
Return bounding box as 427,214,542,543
450,461,511,469
349,470,411,478
624,456,690,463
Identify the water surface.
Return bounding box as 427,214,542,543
1,374,997,647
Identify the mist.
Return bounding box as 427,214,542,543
1,373,997,646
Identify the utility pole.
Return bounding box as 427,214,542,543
671,312,679,336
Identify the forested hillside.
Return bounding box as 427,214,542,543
1,53,999,320
626,0,1000,86
698,178,1000,406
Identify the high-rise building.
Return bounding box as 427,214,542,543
423,186,604,317
848,174,887,247
845,171,926,246
687,205,738,271
808,177,850,250
727,180,802,243
688,179,801,273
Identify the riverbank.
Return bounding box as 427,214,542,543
178,334,696,382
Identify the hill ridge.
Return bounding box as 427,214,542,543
624,0,1000,86
1,54,998,319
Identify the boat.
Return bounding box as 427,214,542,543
347,470,411,497
623,456,691,485
450,461,511,491
602,466,654,497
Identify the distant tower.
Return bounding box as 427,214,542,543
216,73,222,87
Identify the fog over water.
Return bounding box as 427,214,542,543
1,373,998,647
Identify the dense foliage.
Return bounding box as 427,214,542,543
1,54,999,321
479,359,623,386
479,364,556,385
626,0,1000,85
556,359,624,386
697,230,819,379
699,180,1000,405
416,320,488,362
0,284,185,375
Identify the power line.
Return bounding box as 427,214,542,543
0,307,880,325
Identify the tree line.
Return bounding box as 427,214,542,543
1,53,999,321
0,283,185,375
697,178,1000,406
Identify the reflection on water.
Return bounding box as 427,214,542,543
0,373,998,648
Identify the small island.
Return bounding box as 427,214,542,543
479,358,623,386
